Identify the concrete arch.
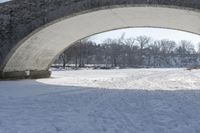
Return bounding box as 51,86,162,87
1,1,200,79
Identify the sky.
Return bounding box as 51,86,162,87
90,28,200,46
0,0,10,3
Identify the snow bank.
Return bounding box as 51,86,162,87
39,68,200,90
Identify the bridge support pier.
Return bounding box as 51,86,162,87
0,70,51,80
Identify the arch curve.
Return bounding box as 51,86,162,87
1,1,200,79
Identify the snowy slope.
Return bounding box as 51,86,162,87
40,68,200,90
0,68,200,133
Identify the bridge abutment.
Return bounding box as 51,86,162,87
0,70,51,80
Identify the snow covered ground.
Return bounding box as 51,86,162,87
1,68,200,133
41,68,200,90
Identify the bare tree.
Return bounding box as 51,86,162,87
124,38,136,66
55,36,200,69
177,40,195,55
136,36,152,66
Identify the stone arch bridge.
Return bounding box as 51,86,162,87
0,0,200,79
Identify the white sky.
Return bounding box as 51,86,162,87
0,0,10,3
90,28,200,46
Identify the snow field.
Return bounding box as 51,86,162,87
40,68,200,90
0,68,200,133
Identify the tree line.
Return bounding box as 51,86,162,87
53,35,200,69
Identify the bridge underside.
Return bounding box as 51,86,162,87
1,6,200,79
